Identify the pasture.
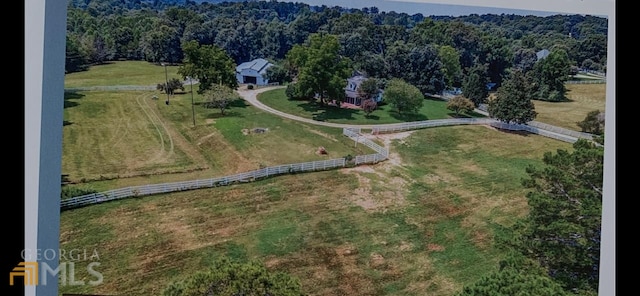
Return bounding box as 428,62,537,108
60,125,573,296
59,61,600,295
533,83,607,131
62,90,368,191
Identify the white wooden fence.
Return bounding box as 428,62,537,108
371,118,496,134
61,158,348,210
62,119,595,211
566,80,606,84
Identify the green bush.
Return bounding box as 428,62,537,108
61,185,98,199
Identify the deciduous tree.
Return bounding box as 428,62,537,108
383,78,424,114
179,40,238,94
362,99,378,117
462,63,489,107
203,84,240,116
530,48,571,102
446,96,475,116
577,110,605,135
357,78,381,101
487,69,537,124
157,78,184,95
285,33,352,105
438,45,462,89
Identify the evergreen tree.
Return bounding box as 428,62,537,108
516,139,603,293
163,257,304,296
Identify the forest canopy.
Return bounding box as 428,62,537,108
66,0,608,89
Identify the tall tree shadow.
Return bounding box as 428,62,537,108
64,91,85,109
297,101,361,121
194,99,250,109
389,111,428,122
205,111,244,119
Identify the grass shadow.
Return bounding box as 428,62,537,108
229,99,250,108
494,128,532,137
447,111,486,118
205,111,244,119
533,97,572,103
364,114,381,120
63,120,73,126
295,101,361,121
194,99,250,109
389,111,428,122
64,91,85,109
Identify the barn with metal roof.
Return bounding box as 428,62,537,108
235,58,274,86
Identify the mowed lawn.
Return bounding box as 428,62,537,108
64,60,181,88
533,83,607,131
59,125,573,296
62,90,202,185
62,87,369,191
257,87,486,125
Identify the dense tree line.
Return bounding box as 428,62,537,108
66,0,608,94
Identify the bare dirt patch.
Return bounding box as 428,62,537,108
338,131,417,212
427,243,445,252
342,171,409,212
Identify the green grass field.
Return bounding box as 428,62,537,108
60,61,597,295
64,60,181,88
258,88,486,125
62,87,369,191
533,83,607,131
59,125,572,296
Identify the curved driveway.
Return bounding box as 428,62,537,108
238,86,448,129
237,86,591,143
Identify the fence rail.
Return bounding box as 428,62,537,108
371,118,496,134
526,121,593,140
566,80,606,84
343,128,388,157
62,119,595,211
61,158,347,210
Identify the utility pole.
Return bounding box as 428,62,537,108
162,62,170,105
190,77,196,126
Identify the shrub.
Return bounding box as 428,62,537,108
61,185,98,199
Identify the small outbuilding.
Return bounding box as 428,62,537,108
235,58,274,86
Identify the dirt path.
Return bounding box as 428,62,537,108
136,92,173,164
135,92,209,169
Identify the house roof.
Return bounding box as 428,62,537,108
344,75,384,100
345,75,367,99
536,49,550,60
236,58,273,75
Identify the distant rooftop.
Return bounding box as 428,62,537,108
536,49,550,60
